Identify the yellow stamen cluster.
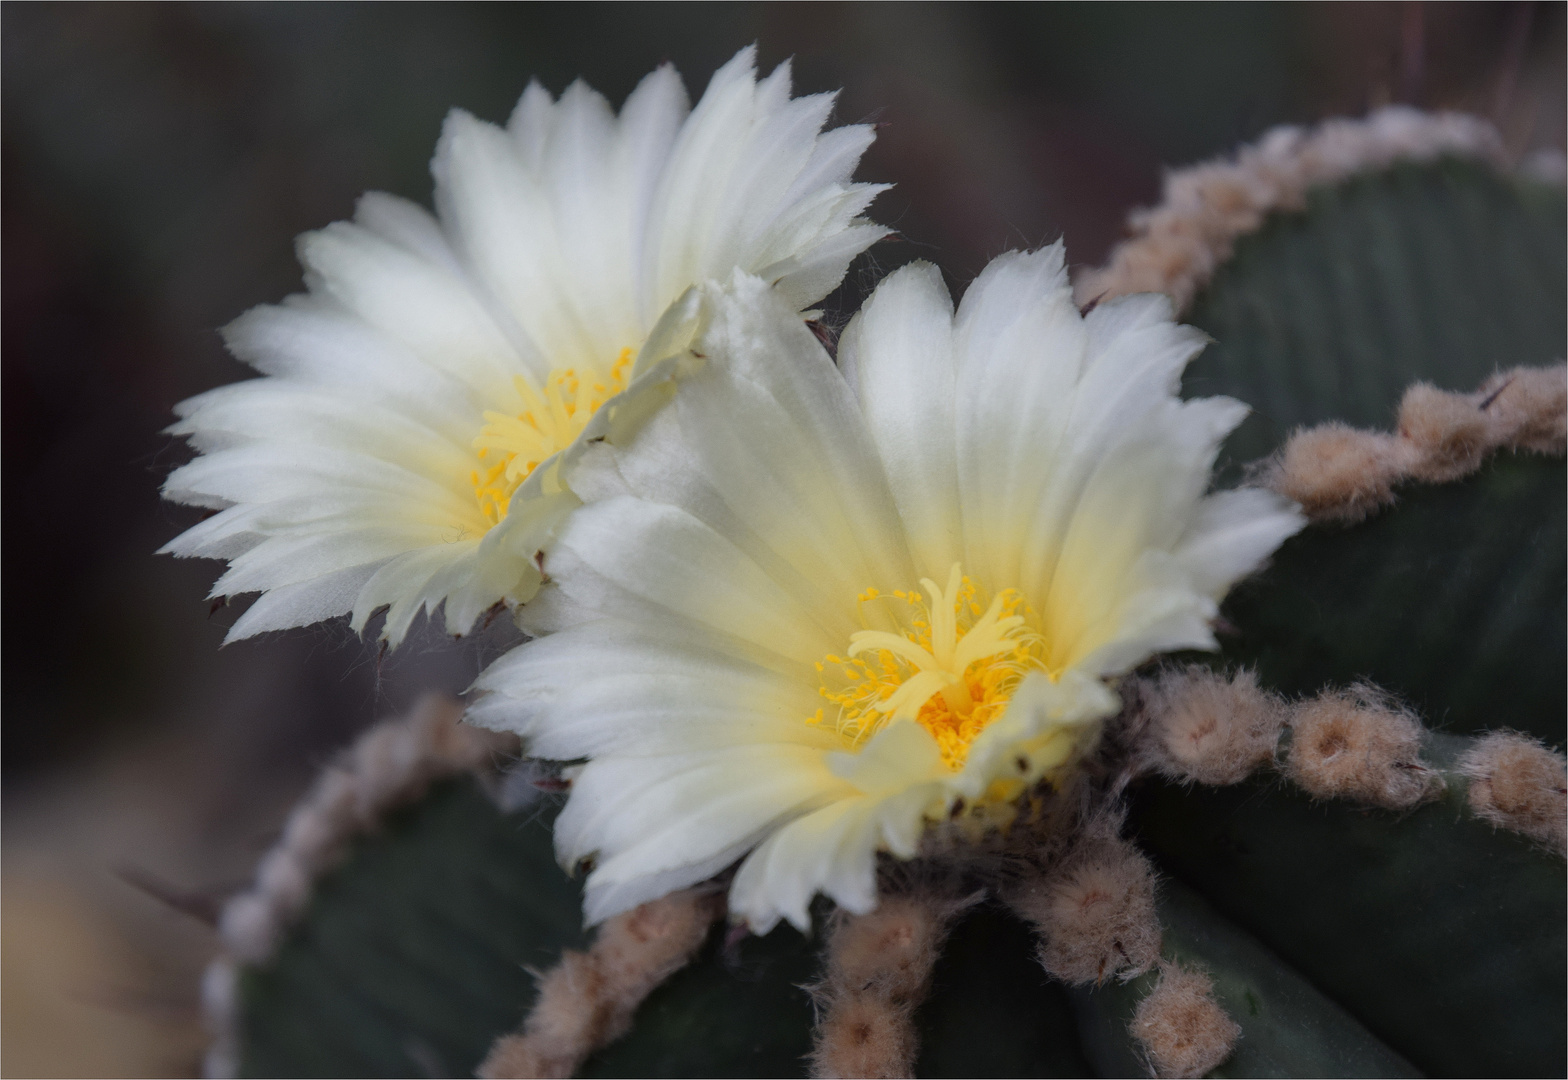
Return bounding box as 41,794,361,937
469,348,635,526
811,564,1048,770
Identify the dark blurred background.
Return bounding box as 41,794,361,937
2,3,1562,1074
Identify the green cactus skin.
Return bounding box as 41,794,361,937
1072,880,1422,1079
1214,454,1565,745
1130,741,1566,1078
575,905,818,1078
1184,159,1567,746
1185,160,1566,467
238,784,588,1079
905,906,1096,1079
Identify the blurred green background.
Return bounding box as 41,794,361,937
2,3,1562,1075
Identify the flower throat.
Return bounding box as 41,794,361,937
469,348,634,526
812,564,1049,769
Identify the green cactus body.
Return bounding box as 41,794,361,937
229,156,1566,1079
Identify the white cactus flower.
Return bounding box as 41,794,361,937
160,47,889,646
469,246,1305,933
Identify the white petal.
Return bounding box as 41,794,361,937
224,562,380,641
582,833,758,928
951,245,1086,587
840,261,961,577
352,191,462,273
785,123,877,204
539,81,643,354
827,719,948,797
469,618,832,759
729,780,940,933
728,798,882,933
1174,487,1305,598
221,301,478,435
170,381,476,481
545,496,835,667
767,219,891,313
431,109,588,372
1014,295,1215,606
298,217,532,388
560,743,844,918
1032,397,1248,671
165,443,479,526
642,48,886,320
351,544,475,641
506,81,556,168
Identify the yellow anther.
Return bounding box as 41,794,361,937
469,347,634,526
813,564,1048,769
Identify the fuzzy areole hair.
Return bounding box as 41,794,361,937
480,889,725,1079
1267,365,1567,524
1077,107,1507,313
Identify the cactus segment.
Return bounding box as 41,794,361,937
1218,455,1566,744
910,904,1099,1078
1184,160,1566,468
1132,764,1567,1076
1184,156,1566,744
1152,153,1566,1078
237,780,587,1078
576,922,818,1078
1073,880,1422,1079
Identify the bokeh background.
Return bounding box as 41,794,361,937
3,3,1563,1075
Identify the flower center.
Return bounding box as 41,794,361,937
812,564,1048,770
469,348,634,527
